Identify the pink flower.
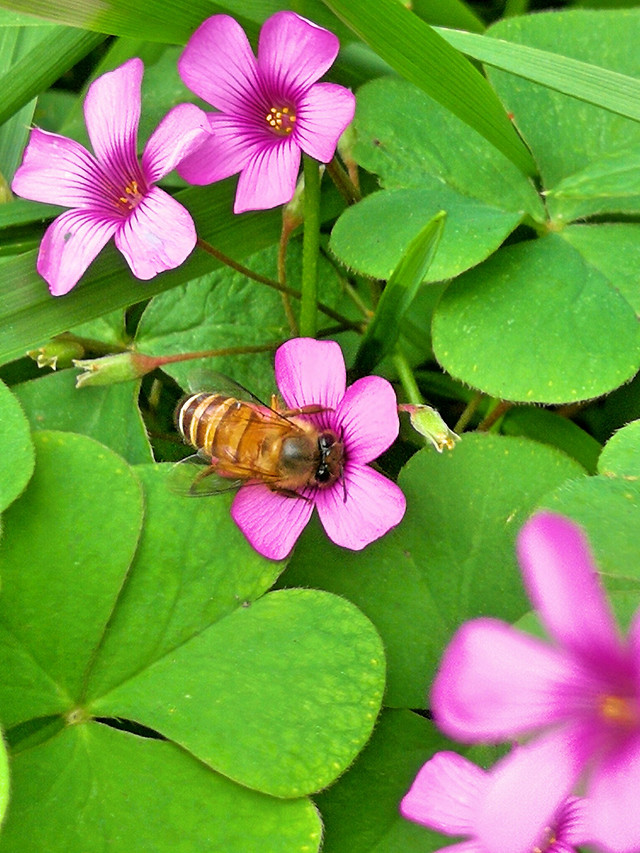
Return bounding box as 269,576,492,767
400,750,588,853
12,58,208,295
432,512,640,853
176,11,356,213
231,337,406,559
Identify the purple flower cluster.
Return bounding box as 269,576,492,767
12,11,354,294
403,511,640,853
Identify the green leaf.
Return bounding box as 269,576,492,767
0,431,143,725
0,27,105,128
0,731,8,826
282,433,585,708
316,709,455,853
0,723,322,853
353,212,445,376
322,0,536,175
598,419,640,479
482,10,640,201
13,370,153,465
328,76,543,285
0,379,34,513
432,233,640,404
500,406,602,475
84,464,286,699
438,18,640,122
91,587,386,797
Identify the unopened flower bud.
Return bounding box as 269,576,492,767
74,351,157,388
28,338,86,370
399,404,459,452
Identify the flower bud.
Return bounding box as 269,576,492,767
28,338,86,370
399,404,459,452
74,352,157,388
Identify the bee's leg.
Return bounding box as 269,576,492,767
272,486,312,501
189,459,220,493
278,404,334,417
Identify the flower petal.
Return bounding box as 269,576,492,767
84,58,142,178
400,751,487,834
275,338,346,411
475,728,586,853
584,732,640,853
296,82,355,162
142,103,210,184
517,512,624,668
234,138,301,213
431,619,589,741
37,209,117,295
176,113,260,186
178,15,260,113
315,463,405,550
258,11,339,94
231,483,313,560
335,375,399,464
12,128,106,208
114,187,196,279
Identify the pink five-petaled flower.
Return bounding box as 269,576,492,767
400,750,588,853
231,337,406,560
432,511,640,853
176,11,356,213
12,58,208,295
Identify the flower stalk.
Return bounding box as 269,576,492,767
299,155,321,338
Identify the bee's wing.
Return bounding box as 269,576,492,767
168,453,244,497
183,369,301,424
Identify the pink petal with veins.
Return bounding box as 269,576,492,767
296,82,355,162
11,128,107,209
142,103,210,184
400,751,487,833
178,15,260,113
315,464,405,550
234,138,301,213
115,187,196,279
37,209,117,295
84,58,142,178
231,483,313,560
275,338,346,411
335,375,399,464
258,11,339,93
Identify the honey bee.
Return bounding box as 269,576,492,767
173,377,344,497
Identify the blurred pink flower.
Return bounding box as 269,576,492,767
12,58,208,295
432,512,640,853
400,750,587,853
231,337,405,559
177,11,356,213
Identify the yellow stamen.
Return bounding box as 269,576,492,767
118,179,144,210
598,694,639,726
265,105,297,136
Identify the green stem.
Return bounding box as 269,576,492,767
326,155,361,205
299,155,321,337
453,391,484,433
393,350,424,405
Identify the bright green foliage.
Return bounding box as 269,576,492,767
0,380,33,513
0,432,384,850
2,3,640,851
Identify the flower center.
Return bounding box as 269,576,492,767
532,826,556,853
117,178,145,212
265,105,297,137
598,694,640,727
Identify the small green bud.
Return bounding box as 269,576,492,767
399,404,460,452
28,338,86,370
74,352,156,388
